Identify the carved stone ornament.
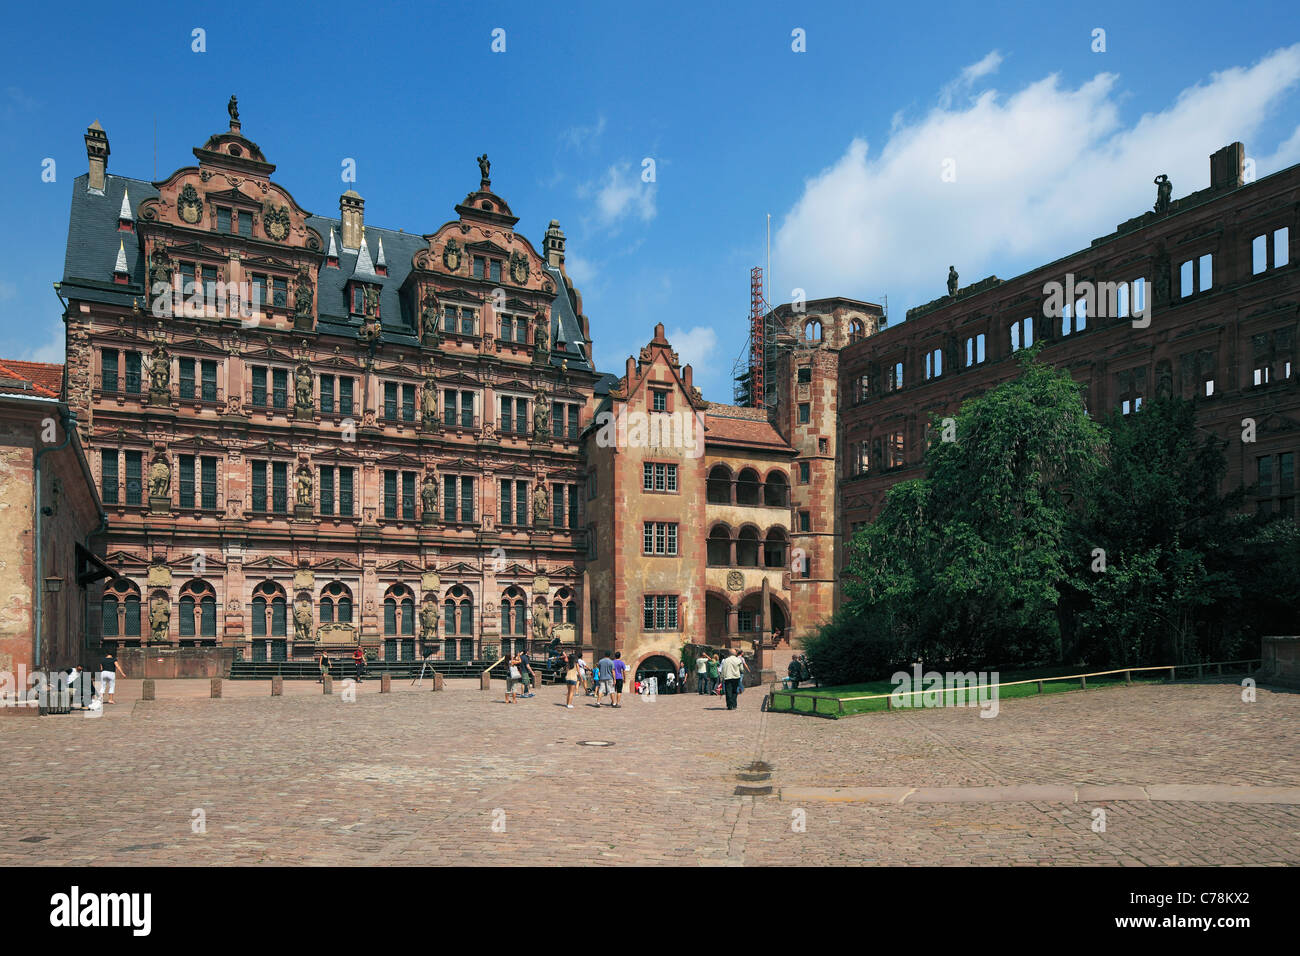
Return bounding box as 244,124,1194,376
443,238,462,272
726,570,744,592
263,203,291,242
178,184,203,224
510,250,529,285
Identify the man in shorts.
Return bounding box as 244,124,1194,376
594,652,616,707
610,651,627,707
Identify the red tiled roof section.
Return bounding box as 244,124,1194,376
0,359,64,399
704,412,790,449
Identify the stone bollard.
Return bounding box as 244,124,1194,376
209,677,222,699
431,672,445,692
323,676,333,695
271,676,283,697
1080,675,1087,690
380,673,391,694
141,679,155,701
479,670,491,691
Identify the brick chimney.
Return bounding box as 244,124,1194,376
340,190,365,250
85,120,109,193
1210,143,1245,190
544,220,566,268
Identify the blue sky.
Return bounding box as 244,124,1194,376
1,0,1298,401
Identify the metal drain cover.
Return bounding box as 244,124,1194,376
576,740,615,747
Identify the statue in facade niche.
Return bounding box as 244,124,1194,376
533,390,550,438
149,593,170,642
148,459,170,498
295,365,313,410
293,598,312,643
296,466,312,508
531,601,551,641
533,312,549,352
419,600,440,641
1154,174,1172,213
533,478,549,521
947,266,959,298
149,248,173,291
421,379,438,422
294,271,313,320
420,473,439,514
149,345,169,392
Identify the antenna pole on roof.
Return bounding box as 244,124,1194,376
153,115,157,181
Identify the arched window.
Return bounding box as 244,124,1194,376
178,580,217,638
319,581,354,624
251,581,286,638
763,471,789,507
763,528,789,569
552,587,576,626
848,318,865,343
736,526,760,567
706,465,732,504
707,525,732,566
445,585,473,636
500,586,527,635
735,468,760,506
804,319,823,343
101,579,142,638
384,584,414,636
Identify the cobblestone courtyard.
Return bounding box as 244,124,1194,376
2,679,1297,866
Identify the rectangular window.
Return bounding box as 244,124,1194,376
461,390,474,428
237,210,252,238
384,382,398,422
125,352,142,393
799,461,810,484
461,309,475,336
1199,253,1213,292
181,262,196,295
444,389,456,427
500,479,513,525
271,461,288,513
500,396,513,434
799,511,811,532
201,360,217,401
568,485,578,530
443,305,456,333
642,522,679,556
101,450,118,504
402,385,415,423
568,404,579,439
552,401,564,438
1253,234,1268,275
252,461,267,512
642,595,679,631
384,470,398,519
178,358,195,399
444,475,457,522
320,375,335,415
1180,259,1194,298
402,471,416,521
798,403,810,424
797,367,811,384
460,477,474,523
252,366,267,407
924,348,943,379
272,368,287,409
887,431,904,468
179,455,195,509
216,207,231,233
102,349,119,392
652,390,667,412
489,260,501,283
473,256,486,279
200,456,217,509
272,277,287,309
886,361,904,392
1258,456,1274,496
202,266,218,304
1276,227,1290,269
339,468,354,516
320,466,335,516
124,451,142,505
339,378,354,417
515,480,527,526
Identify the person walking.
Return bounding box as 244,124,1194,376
563,654,579,709
705,654,720,698
736,650,750,695
577,656,590,696
318,651,330,684
611,651,627,707
787,655,801,689
695,653,709,695
719,650,743,710
677,662,687,694
594,651,616,707
518,649,537,698
505,653,522,703
97,649,125,705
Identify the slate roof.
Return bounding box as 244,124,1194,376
60,169,596,370
0,359,63,399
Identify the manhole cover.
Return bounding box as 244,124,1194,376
576,740,615,747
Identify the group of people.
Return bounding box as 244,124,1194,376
504,650,538,702
560,651,633,708
316,647,369,684
692,650,749,709
57,650,127,710
787,654,814,688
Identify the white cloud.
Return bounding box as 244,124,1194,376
938,51,1003,109
774,44,1300,314
665,325,717,372
581,162,657,230
15,323,64,363
564,254,598,286
560,115,606,151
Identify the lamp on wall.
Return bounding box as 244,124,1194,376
44,576,63,593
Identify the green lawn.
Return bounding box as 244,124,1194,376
768,665,1169,718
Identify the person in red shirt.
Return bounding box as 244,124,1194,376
353,646,365,683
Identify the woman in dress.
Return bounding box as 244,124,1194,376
563,653,579,709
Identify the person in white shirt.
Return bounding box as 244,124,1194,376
695,654,710,695
718,650,744,710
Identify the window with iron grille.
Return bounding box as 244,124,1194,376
339,377,354,417
125,351,142,393
384,382,398,421
101,450,118,504
200,457,217,509
102,349,119,392
642,594,678,630
251,366,267,407
320,375,335,415
179,358,195,399
272,368,288,409
252,461,267,512
271,461,288,513
124,451,143,505
402,471,416,521
179,455,195,508
339,468,354,516
384,470,398,519
320,466,335,516
201,360,217,401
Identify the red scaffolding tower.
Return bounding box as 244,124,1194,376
749,266,767,407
